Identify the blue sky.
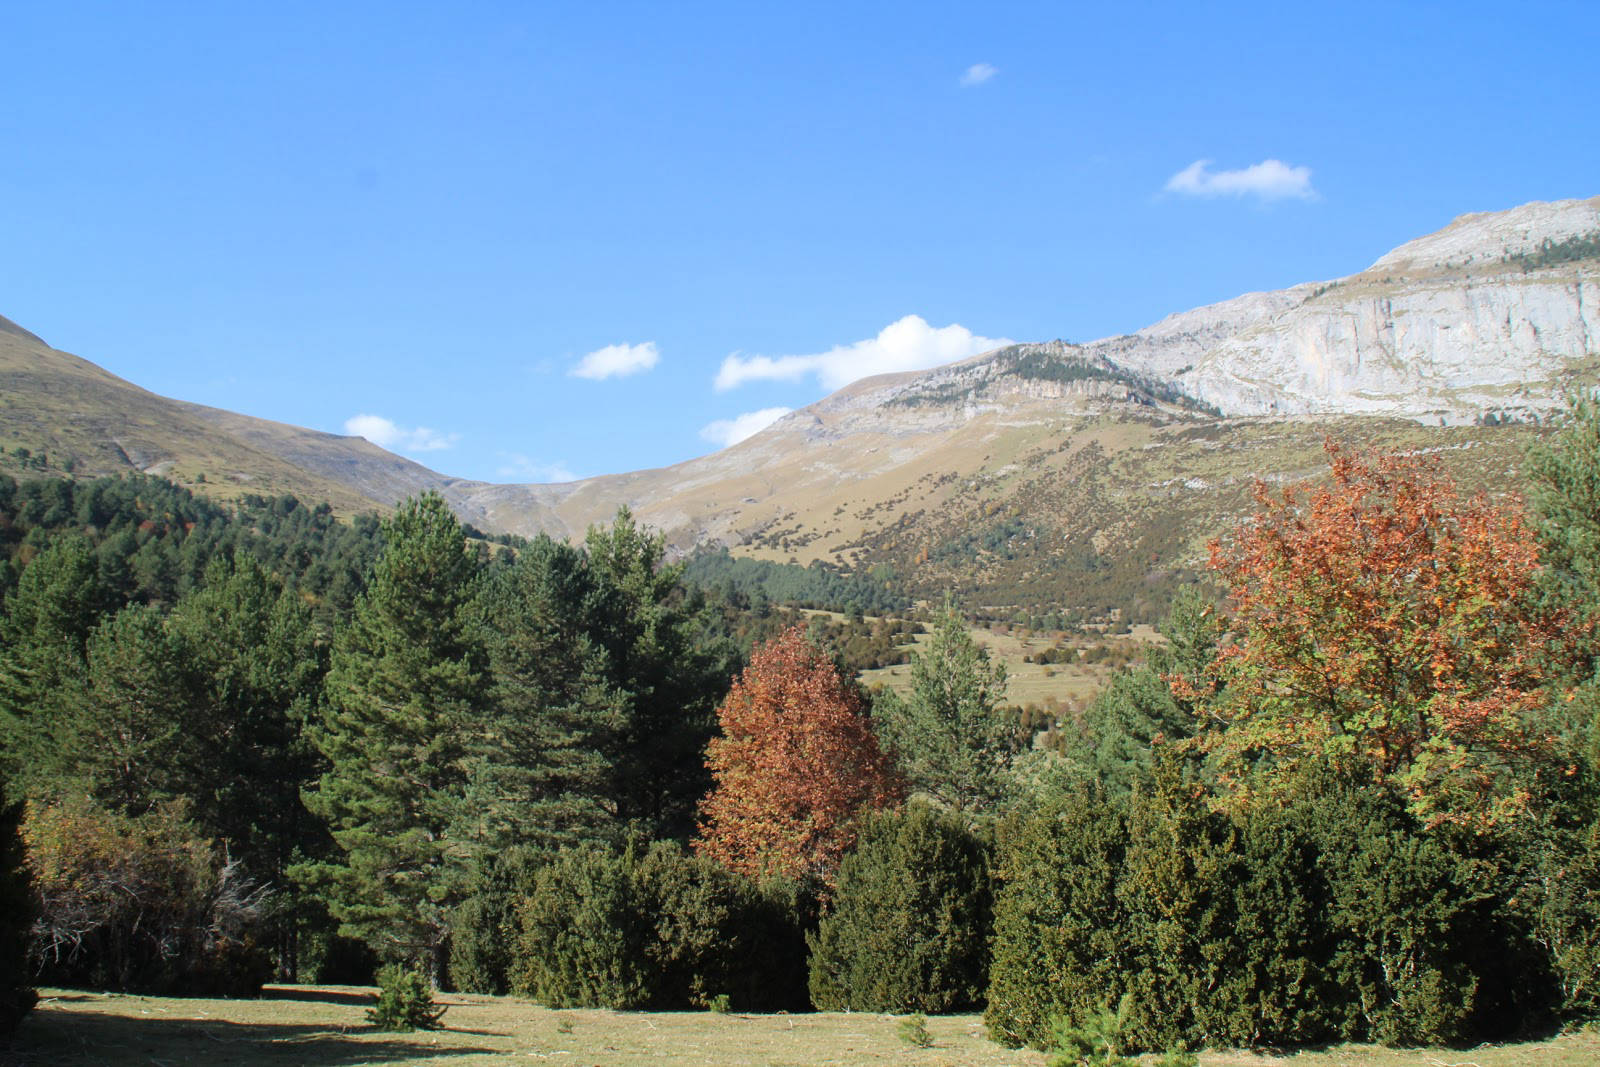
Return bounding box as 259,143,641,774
3,2,1597,483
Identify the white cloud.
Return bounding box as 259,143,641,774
700,407,794,449
960,62,997,87
715,315,1012,393
495,453,578,482
570,341,660,380
344,414,458,453
1163,158,1316,202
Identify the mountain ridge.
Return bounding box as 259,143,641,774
1,196,1594,616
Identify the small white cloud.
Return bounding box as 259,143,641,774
1163,158,1316,202
700,407,794,449
960,62,997,87
715,315,1012,392
496,453,578,482
570,341,660,380
344,414,458,453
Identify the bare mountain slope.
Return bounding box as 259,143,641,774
0,197,1592,615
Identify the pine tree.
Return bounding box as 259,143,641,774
0,536,109,792
874,601,1013,819
48,603,201,814
1057,589,1218,796
298,493,485,982
466,539,625,853
166,552,327,977
585,509,731,839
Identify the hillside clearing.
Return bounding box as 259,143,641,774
6,987,1598,1066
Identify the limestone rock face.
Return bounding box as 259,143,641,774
1092,196,1600,420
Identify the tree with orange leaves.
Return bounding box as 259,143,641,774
1183,441,1561,827
696,627,904,886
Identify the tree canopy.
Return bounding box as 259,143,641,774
1184,442,1561,827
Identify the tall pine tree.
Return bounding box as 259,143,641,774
299,493,485,982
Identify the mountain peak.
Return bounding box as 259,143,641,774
1371,195,1600,272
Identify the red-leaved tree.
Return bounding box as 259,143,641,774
1182,441,1562,827
696,627,904,885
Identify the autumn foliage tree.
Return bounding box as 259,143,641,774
696,627,903,886
1187,442,1560,827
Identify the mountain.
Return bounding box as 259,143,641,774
2,197,1595,618
1100,196,1600,419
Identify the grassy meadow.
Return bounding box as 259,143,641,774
6,987,1598,1067
850,611,1160,711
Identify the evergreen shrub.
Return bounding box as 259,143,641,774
509,842,809,1010
807,803,991,1013
985,763,1548,1052
985,784,1128,1049
449,846,541,994
0,791,37,1034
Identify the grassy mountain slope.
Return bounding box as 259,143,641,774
0,316,427,516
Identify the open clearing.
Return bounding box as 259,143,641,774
5,987,1599,1067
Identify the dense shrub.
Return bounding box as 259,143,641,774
24,799,272,995
510,842,809,1011
985,764,1556,1052
1522,802,1600,1022
986,785,1128,1049
808,803,991,1013
0,789,36,1034
449,846,541,994
1299,779,1497,1046
511,847,649,1008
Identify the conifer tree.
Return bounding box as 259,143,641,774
167,553,326,976
807,802,990,1012
46,603,200,814
874,601,1013,819
585,508,731,839
1056,589,1218,795
299,493,485,981
466,539,624,853
0,536,109,792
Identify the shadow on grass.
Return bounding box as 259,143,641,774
2,1007,499,1065
259,986,375,1007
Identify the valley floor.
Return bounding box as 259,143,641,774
5,987,1599,1067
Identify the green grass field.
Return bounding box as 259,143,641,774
6,987,1599,1067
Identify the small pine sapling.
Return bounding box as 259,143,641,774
897,1013,935,1048
367,964,447,1032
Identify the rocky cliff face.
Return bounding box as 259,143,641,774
1088,197,1600,421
